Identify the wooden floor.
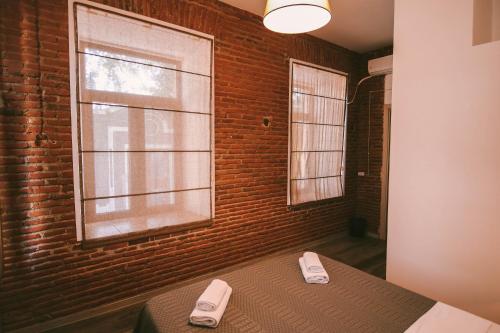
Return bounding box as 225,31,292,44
44,235,386,333
309,235,387,279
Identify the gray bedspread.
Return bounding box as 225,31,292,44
135,253,435,333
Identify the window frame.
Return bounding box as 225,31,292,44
287,59,349,206
68,0,215,244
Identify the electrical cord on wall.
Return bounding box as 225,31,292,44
348,73,390,178
34,0,48,146
347,74,385,105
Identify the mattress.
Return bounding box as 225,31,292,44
134,253,435,332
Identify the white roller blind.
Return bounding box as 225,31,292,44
72,4,213,240
289,61,348,205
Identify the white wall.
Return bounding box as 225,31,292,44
388,0,500,323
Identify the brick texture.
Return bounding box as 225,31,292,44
0,0,366,330
355,46,393,234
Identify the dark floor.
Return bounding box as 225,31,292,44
44,235,386,333
309,235,387,279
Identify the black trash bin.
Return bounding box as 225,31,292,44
349,217,367,238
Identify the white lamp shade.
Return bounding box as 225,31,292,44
263,0,332,34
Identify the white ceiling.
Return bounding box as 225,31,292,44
219,0,394,53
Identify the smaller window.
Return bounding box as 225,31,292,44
288,60,348,206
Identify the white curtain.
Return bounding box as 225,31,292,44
75,5,212,238
290,63,347,205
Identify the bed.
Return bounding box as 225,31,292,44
134,252,435,332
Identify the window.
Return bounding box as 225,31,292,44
69,1,214,242
288,59,348,205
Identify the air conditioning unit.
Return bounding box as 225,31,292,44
368,55,393,76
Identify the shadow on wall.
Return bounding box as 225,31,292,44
473,0,500,45
353,46,393,237
0,0,77,327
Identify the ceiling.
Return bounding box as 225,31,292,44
219,0,394,53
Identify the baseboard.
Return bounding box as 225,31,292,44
10,231,348,333
366,232,380,239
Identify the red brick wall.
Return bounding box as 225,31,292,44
354,46,393,234
0,0,363,330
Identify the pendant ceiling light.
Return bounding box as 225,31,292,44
263,0,332,34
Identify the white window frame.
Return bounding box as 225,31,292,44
287,58,349,206
68,0,215,241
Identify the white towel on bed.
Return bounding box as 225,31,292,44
404,302,500,333
190,286,232,328
299,257,329,284
195,279,229,311
303,251,325,273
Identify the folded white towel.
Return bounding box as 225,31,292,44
299,257,329,284
404,302,500,333
303,252,325,273
195,279,229,312
190,286,232,328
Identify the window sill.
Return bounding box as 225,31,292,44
80,218,212,249
287,195,346,211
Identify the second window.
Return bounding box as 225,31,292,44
288,60,348,205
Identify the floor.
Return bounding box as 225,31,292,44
309,235,387,279
45,235,386,333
